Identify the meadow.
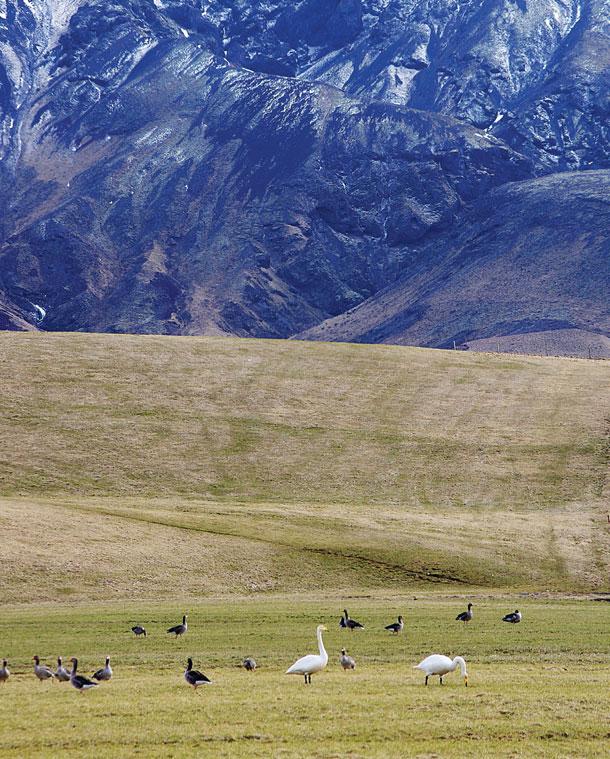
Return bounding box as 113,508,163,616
0,332,608,756
1,597,609,758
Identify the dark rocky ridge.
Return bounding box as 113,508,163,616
298,170,610,354
0,1,608,353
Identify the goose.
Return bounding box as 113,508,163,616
502,610,522,624
242,657,257,672
55,657,71,682
286,625,328,684
93,656,113,682
33,656,55,683
385,615,404,634
167,614,188,638
414,654,468,686
184,658,212,689
456,603,473,623
339,615,347,629
343,609,364,631
339,648,356,670
131,625,147,637
69,658,98,692
0,660,9,683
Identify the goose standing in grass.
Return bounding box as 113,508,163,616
0,660,9,683
385,615,404,634
33,656,55,683
242,657,257,672
502,610,522,624
93,656,113,682
456,603,473,624
55,657,71,682
131,625,147,637
167,614,188,638
339,648,356,670
339,615,347,629
184,658,212,689
69,658,98,692
286,625,328,684
414,654,468,686
343,609,364,631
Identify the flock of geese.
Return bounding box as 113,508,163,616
0,604,522,690
19,655,112,692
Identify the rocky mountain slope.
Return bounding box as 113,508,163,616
299,170,610,353
0,1,608,354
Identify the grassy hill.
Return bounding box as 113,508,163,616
1,332,608,600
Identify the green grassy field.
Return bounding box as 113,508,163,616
1,597,609,758
1,332,609,756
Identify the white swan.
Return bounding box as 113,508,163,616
414,654,468,686
286,625,328,684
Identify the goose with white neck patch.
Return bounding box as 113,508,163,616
69,658,98,692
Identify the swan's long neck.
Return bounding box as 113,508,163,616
317,628,328,663
453,656,467,676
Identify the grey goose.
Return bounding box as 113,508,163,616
93,656,113,681
33,656,55,682
339,648,356,670
55,656,71,682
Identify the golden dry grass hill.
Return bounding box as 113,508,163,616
0,331,608,602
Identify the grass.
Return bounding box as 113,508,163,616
1,333,607,508
1,597,609,758
0,332,609,754
0,332,608,595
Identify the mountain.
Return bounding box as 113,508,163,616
299,170,610,354
0,1,608,353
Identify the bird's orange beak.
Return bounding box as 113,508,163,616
464,676,468,687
